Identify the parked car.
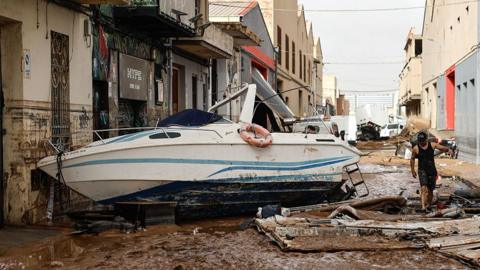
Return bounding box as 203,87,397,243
379,123,404,139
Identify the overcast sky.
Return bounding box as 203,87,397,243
298,0,425,93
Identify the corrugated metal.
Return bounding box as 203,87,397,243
436,74,446,130
252,69,295,119
209,1,253,18
455,52,479,163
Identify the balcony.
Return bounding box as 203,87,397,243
173,24,234,59
113,0,196,38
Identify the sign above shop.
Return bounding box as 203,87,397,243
119,53,149,101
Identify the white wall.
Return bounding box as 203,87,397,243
0,0,93,224
0,0,92,105
172,53,209,110
422,0,478,86
322,75,337,105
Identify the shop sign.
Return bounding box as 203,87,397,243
119,54,149,101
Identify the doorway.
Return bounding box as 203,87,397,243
92,80,109,141
172,67,179,113
446,67,455,130
192,75,198,109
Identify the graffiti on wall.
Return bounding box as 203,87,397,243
79,107,90,129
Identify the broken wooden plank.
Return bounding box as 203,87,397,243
338,216,480,235
429,234,480,249
284,195,407,216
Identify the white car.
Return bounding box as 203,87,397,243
380,123,404,139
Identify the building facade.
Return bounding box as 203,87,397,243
0,0,99,225
210,1,287,130
422,0,480,163
257,0,323,117
322,75,338,116
0,0,242,225
399,28,422,118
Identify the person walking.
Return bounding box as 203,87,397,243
410,131,453,212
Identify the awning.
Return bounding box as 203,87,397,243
252,69,295,119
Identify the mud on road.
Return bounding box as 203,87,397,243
0,219,471,270
0,160,475,270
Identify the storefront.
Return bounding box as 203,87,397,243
92,22,168,138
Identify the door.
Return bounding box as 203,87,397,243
446,68,455,130
192,75,197,109
172,67,179,113
92,80,109,141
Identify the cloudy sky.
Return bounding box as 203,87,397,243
298,0,425,93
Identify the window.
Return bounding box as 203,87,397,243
470,79,475,87
51,31,71,150
285,35,290,70
299,50,302,79
415,39,422,56
277,26,282,65
431,0,435,22
292,42,296,74
299,90,303,115
149,132,181,139
303,54,306,82
308,61,311,84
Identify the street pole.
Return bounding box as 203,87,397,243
274,46,279,93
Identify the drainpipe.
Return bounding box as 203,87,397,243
208,58,213,109
312,65,316,116
274,46,279,92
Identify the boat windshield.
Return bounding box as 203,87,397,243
156,109,229,127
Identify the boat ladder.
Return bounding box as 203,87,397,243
344,163,369,198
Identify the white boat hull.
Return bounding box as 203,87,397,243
39,141,358,203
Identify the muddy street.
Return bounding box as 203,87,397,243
0,221,471,270
0,155,473,270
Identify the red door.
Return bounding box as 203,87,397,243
445,66,455,130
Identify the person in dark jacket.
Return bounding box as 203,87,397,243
410,131,453,212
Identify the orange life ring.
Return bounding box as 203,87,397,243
239,123,273,148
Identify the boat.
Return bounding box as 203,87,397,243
38,84,363,218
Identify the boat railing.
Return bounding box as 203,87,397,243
92,126,223,144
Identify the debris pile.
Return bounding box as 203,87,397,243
255,196,480,267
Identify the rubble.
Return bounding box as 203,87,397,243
255,196,480,267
